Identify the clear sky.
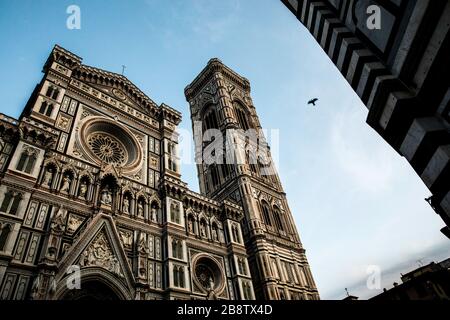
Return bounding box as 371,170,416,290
1,0,449,299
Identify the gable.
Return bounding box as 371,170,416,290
56,213,135,289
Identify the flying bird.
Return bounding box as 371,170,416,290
308,98,319,106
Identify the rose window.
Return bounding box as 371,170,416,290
192,255,225,294
87,133,127,165
77,117,143,173
195,264,215,290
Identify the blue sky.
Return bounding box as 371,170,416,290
1,0,449,299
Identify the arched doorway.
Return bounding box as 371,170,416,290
61,281,121,300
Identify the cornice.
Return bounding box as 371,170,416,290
185,58,251,101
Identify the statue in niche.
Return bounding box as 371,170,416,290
188,218,194,233
137,201,144,217
43,168,53,187
101,187,112,205
212,227,218,241
60,176,71,193
200,222,207,238
122,198,130,214
79,181,88,198
151,207,158,222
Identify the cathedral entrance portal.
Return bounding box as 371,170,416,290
60,281,121,300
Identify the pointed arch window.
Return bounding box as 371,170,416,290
261,201,272,227
243,281,253,300
0,191,22,215
173,265,185,288
234,102,252,131
273,206,284,232
16,147,38,174
38,101,54,117
210,165,220,188
170,201,181,224
203,107,219,131
0,223,12,251
172,239,183,259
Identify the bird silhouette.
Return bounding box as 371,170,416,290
308,98,319,106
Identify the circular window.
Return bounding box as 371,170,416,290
87,133,128,166
192,255,225,294
78,118,142,172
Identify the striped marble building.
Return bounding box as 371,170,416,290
0,45,318,300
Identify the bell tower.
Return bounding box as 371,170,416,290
185,59,319,300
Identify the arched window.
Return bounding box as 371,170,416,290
261,201,272,226
52,89,60,100
210,165,220,188
173,266,179,287
234,102,252,131
273,206,284,231
38,101,54,117
172,239,178,258
238,258,247,275
243,282,252,300
0,192,13,213
46,86,54,98
0,223,12,251
220,161,231,181
203,107,219,131
1,191,22,216
45,104,54,117
39,101,48,114
178,267,185,288
172,239,183,259
177,241,183,259
170,201,181,224
16,147,38,174
173,265,184,288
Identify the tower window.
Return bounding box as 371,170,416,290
210,165,220,188
203,108,219,131
273,206,284,232
234,103,252,131
261,201,272,226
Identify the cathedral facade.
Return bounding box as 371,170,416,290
0,45,319,300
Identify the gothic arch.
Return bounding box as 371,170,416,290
55,214,135,299
55,267,133,300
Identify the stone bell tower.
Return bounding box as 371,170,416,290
185,59,319,300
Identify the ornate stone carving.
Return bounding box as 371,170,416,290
67,214,84,234
119,229,133,248
78,231,123,278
